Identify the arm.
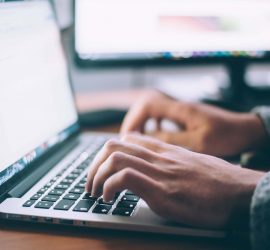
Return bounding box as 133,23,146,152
250,107,270,250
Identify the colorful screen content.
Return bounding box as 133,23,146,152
0,1,78,186
75,0,270,61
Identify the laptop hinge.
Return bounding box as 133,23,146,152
7,137,79,199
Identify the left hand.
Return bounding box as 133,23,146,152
86,133,264,229
120,90,267,157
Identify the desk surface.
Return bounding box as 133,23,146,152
0,90,241,250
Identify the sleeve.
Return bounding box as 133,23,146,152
252,106,270,138
250,172,270,250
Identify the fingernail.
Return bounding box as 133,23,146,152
103,196,110,203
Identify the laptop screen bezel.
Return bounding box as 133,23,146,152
0,0,81,197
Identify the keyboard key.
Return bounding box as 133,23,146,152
59,181,72,187
98,198,115,205
82,193,97,201
35,201,53,209
49,189,65,196
63,193,80,200
23,200,36,207
66,173,79,179
30,193,42,200
73,200,95,212
114,192,121,198
125,190,135,195
42,195,59,202
121,195,140,202
92,204,111,214
117,201,137,209
75,182,86,189
44,182,54,188
80,176,87,183
69,187,84,194
72,168,83,175
54,200,74,211
37,187,48,194
51,176,60,182
112,207,133,216
55,184,69,190
77,162,88,170
61,178,74,185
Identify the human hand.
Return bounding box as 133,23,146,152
121,91,267,157
86,133,264,229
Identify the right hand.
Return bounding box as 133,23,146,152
120,91,267,157
86,133,264,229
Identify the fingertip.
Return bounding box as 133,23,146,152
84,184,91,194
85,177,92,193
102,191,114,203
90,190,96,198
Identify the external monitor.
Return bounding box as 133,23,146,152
74,0,270,66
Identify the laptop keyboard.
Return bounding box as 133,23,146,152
22,137,140,217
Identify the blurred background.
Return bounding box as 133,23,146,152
52,0,270,112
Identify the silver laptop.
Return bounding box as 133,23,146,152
0,0,225,238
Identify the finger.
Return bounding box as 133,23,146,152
121,133,168,153
102,167,160,203
91,152,162,197
156,118,162,131
120,94,177,134
146,131,194,150
86,139,157,193
120,102,150,134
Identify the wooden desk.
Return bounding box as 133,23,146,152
0,90,241,250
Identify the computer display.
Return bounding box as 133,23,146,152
75,0,270,63
0,1,78,186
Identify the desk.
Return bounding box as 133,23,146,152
0,90,241,250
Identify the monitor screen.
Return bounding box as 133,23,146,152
0,1,78,186
75,0,270,63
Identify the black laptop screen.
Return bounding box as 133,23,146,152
0,1,79,187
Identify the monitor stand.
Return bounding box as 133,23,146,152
226,60,247,103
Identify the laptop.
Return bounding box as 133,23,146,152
0,0,225,238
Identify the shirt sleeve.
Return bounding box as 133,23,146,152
252,106,270,138
250,172,270,250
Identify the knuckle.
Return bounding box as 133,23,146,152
120,168,134,183
180,102,197,116
104,139,120,152
109,151,125,165
138,92,158,108
121,134,133,142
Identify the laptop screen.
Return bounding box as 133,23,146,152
0,1,78,187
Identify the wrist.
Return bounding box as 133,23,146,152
229,168,264,229
239,113,269,151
